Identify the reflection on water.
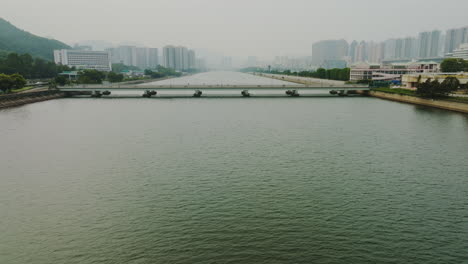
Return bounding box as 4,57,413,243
0,72,467,264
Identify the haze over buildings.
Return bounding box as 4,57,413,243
2,0,468,59
311,26,468,69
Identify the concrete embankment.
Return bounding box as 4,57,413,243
253,73,347,86
368,91,468,114
0,90,65,109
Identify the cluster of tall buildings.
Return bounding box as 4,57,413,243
108,45,198,71
162,46,196,71
312,26,468,69
54,44,200,72
272,56,312,71
106,46,159,70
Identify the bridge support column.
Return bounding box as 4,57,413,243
338,90,348,96
92,91,102,98
285,90,299,97
193,90,202,97
143,90,157,98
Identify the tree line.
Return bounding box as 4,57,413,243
440,58,468,73
416,76,463,98
55,65,184,85
241,67,350,81
0,53,73,79
0,73,27,93
144,66,182,78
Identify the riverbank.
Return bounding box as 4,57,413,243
366,90,468,114
0,90,64,109
253,72,346,86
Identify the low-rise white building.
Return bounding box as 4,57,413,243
54,49,112,71
350,62,439,82
450,43,468,60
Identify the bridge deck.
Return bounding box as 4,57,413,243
58,84,369,91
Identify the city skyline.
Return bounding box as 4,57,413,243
2,0,468,58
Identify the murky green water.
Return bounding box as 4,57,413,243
1,72,467,263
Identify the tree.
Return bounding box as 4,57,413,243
0,74,14,93
315,68,327,79
440,58,466,73
440,77,460,95
55,75,68,86
112,63,140,73
77,70,105,84
107,71,124,83
10,73,26,89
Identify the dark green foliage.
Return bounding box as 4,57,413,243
10,73,26,89
0,73,26,93
373,87,416,96
240,67,350,81
0,73,14,92
440,58,468,73
144,66,182,78
0,52,74,78
77,70,105,84
0,18,70,60
54,75,68,86
107,72,124,83
440,77,461,94
417,77,460,98
112,63,141,73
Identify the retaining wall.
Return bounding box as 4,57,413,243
369,91,468,114
0,90,65,109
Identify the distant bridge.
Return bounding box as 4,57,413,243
57,84,370,98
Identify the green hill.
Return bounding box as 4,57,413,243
0,18,70,60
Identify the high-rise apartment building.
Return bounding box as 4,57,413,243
445,26,468,54
312,40,348,68
54,49,112,71
348,40,358,63
188,50,196,69
354,41,367,63
148,48,159,69
163,45,176,69
418,30,441,58
367,42,385,63
107,46,159,70
163,45,195,70
106,46,136,66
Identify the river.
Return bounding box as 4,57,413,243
1,71,467,263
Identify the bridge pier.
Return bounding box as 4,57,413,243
194,90,202,97
91,91,102,98
285,90,299,97
142,90,157,97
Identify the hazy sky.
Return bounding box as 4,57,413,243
2,0,468,58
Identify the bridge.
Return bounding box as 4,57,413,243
57,84,370,98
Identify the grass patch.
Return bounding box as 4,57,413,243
372,87,416,96
11,86,34,93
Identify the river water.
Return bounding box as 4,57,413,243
1,72,467,263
